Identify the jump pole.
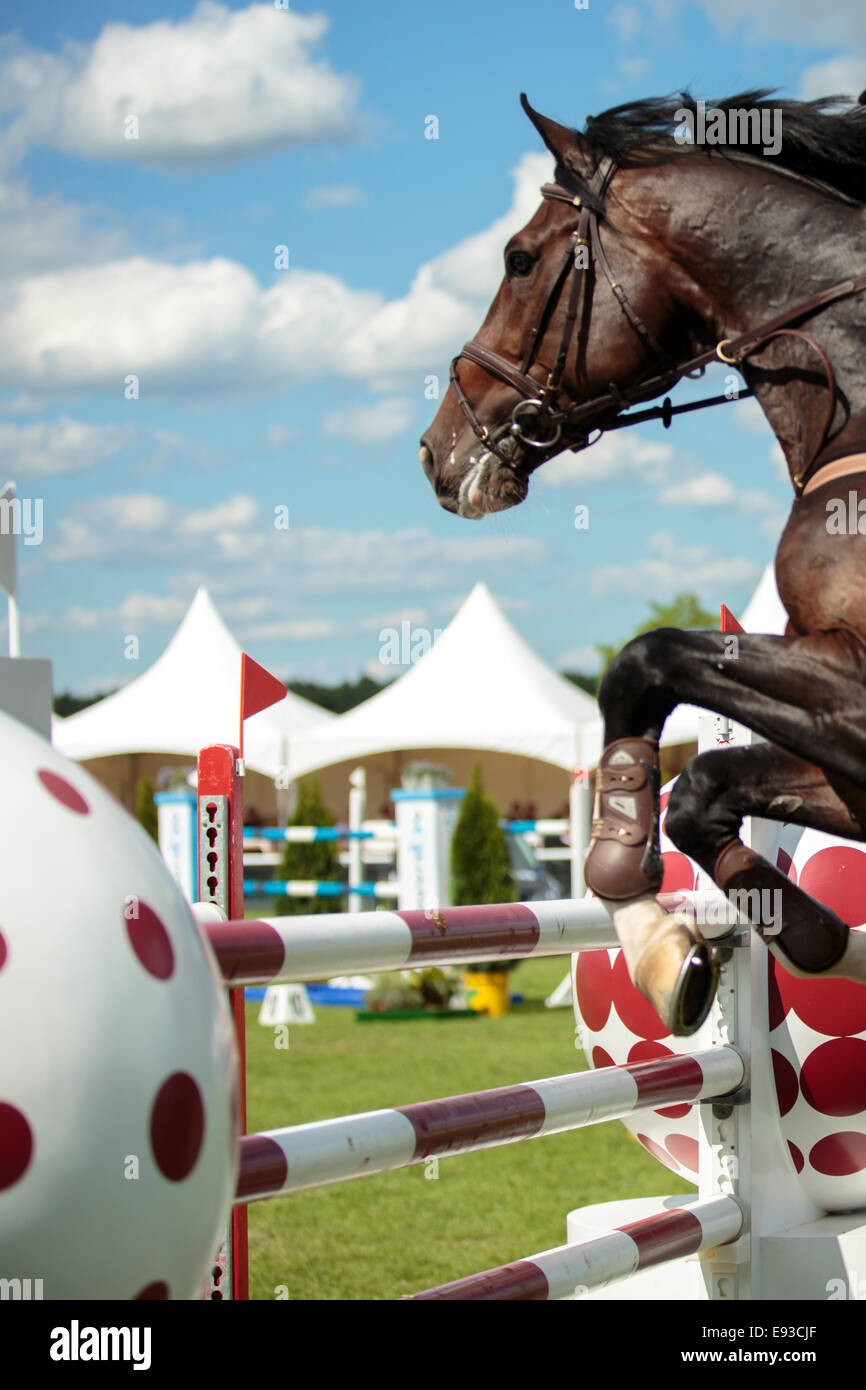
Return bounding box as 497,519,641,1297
199,890,735,985
235,1047,745,1200
409,1196,743,1300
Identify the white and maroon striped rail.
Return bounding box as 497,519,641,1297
409,1195,744,1300
235,1046,744,1202
201,891,732,985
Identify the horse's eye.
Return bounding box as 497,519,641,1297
506,249,535,277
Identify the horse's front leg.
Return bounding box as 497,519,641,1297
585,625,866,1033
666,741,866,986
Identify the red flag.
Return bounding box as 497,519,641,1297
240,653,287,754
720,604,744,634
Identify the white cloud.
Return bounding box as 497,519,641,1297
694,0,857,45
537,432,674,487
304,184,366,210
592,530,760,599
0,3,362,170
244,617,336,641
0,257,381,399
609,4,643,42
0,174,125,278
265,423,295,450
322,397,416,443
362,659,394,682
359,607,429,631
0,415,132,476
558,644,602,673
0,150,555,403
619,57,651,82
799,57,865,102
656,471,781,515
734,397,772,434
45,494,549,601
47,592,190,632
658,472,735,506
336,152,554,384
770,440,790,486
180,494,261,534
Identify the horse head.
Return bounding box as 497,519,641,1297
420,95,693,518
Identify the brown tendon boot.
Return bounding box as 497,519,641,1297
585,738,716,1034
714,839,865,979
585,737,664,900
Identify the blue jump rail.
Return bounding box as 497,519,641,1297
243,880,397,899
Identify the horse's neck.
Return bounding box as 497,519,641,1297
658,164,866,476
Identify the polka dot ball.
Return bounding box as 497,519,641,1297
0,709,237,1297
574,778,866,1211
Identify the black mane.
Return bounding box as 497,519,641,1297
579,90,866,206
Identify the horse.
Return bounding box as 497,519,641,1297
420,91,866,1034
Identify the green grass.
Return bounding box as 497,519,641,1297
244,957,695,1300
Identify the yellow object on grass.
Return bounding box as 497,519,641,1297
463,971,511,1016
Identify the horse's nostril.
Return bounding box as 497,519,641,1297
419,441,435,480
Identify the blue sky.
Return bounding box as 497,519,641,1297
0,0,863,694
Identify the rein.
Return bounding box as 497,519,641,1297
449,157,866,495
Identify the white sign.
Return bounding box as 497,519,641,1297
258,985,315,1025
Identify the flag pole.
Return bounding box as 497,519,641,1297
7,592,19,657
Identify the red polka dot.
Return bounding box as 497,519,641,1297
799,846,866,927
591,1045,616,1070
636,1132,681,1173
767,959,788,1030
771,1049,800,1117
575,949,614,1032
150,1074,205,1181
771,949,866,1037
800,1038,866,1116
661,851,698,894
125,903,175,981
788,1140,804,1173
627,1040,691,1117
777,848,796,882
656,1103,692,1121
37,769,89,815
660,791,671,814
0,1103,33,1189
612,950,670,1040
0,931,6,971
627,1040,674,1064
135,1281,170,1299
665,1133,699,1173
809,1132,866,1177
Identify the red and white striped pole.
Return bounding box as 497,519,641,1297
409,1196,744,1300
199,890,733,986
235,1047,744,1202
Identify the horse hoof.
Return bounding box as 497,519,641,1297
614,901,718,1036
661,938,718,1037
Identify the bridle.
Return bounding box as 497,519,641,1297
448,153,866,494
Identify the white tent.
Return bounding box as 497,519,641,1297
287,582,599,779
55,587,333,778
740,562,787,635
